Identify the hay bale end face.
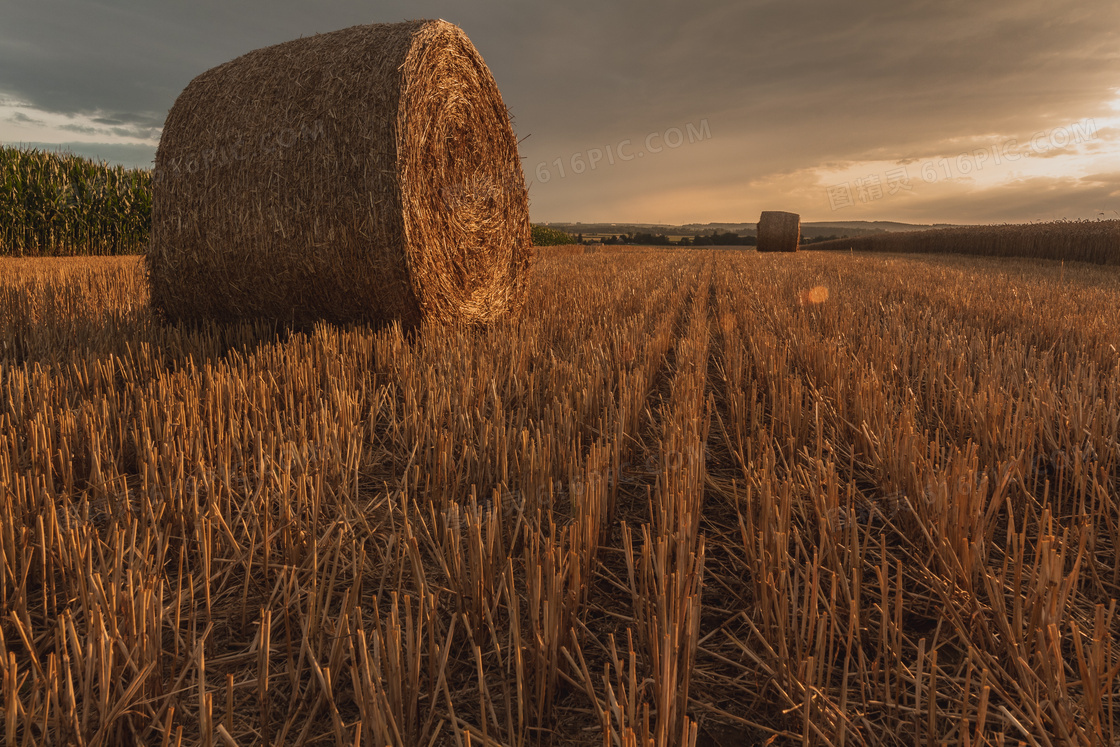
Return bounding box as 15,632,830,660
757,211,800,253
147,20,531,327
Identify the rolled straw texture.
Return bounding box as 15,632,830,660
147,20,531,327
757,211,800,253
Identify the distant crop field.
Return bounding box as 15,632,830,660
1,249,1118,746
0,146,151,257
810,218,1120,265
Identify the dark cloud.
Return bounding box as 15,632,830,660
1031,146,1088,159
1,0,1117,222
58,123,101,135
7,111,43,125
1081,171,1120,185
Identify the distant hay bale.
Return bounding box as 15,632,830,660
757,211,800,253
146,20,531,327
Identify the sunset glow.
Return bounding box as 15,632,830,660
2,1,1118,223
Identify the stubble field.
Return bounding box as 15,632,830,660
1,248,1118,746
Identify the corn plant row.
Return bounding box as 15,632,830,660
0,146,151,257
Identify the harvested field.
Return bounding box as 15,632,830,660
1,249,1119,746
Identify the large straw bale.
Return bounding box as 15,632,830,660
146,20,531,327
757,211,800,253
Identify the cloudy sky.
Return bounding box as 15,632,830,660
2,0,1119,224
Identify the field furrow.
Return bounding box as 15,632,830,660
1,249,1118,746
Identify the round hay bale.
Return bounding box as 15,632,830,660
757,211,800,253
147,20,531,327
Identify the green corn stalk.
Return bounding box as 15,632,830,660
0,145,151,257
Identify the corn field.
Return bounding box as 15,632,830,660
0,147,151,257
1,250,1119,746
811,219,1120,265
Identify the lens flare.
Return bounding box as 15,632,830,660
799,285,830,305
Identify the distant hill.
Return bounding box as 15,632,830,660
541,220,965,240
